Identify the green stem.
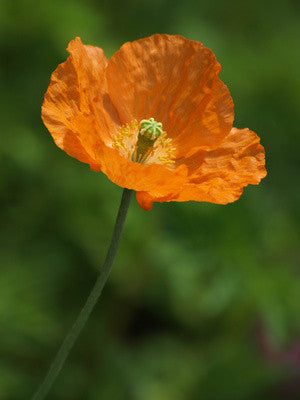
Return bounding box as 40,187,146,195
31,188,133,400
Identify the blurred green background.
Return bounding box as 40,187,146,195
0,0,299,399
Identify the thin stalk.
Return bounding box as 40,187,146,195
31,188,133,400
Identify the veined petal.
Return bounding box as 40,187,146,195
91,145,188,198
178,127,266,203
141,128,266,207
136,191,174,211
42,37,120,165
106,34,234,155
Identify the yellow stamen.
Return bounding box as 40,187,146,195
112,119,175,167
112,120,139,160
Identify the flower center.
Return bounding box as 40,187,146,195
112,118,175,167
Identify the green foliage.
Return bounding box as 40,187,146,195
0,0,299,398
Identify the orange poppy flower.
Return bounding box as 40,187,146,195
42,34,266,210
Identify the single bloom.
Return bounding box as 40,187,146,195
42,34,266,210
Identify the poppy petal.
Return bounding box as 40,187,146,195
178,127,266,203
91,145,188,199
106,34,234,154
42,37,120,165
143,128,266,206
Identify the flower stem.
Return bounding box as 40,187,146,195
31,188,133,400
